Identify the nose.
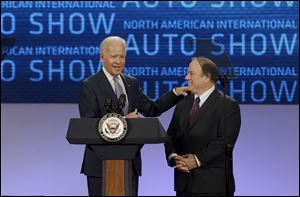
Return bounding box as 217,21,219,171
185,74,189,80
116,57,121,63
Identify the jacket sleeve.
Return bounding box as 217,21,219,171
195,100,241,167
134,79,182,117
78,82,100,118
164,105,180,167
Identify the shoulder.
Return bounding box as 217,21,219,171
80,71,103,90
122,73,137,82
121,73,139,89
83,71,101,83
217,90,240,108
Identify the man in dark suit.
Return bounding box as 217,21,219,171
165,57,241,196
78,36,187,196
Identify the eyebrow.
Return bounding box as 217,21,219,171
188,70,198,74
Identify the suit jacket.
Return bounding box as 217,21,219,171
78,69,181,177
164,89,241,194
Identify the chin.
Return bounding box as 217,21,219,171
113,71,121,76
115,70,123,75
189,89,196,94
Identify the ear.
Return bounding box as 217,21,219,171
207,73,214,81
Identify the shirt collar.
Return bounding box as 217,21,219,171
102,66,121,81
194,85,215,105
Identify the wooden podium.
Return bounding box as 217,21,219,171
67,118,167,196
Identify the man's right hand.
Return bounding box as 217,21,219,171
125,108,141,119
174,156,190,173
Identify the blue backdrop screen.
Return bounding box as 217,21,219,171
1,1,299,104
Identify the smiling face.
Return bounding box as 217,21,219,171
185,59,208,95
185,58,216,95
101,38,126,77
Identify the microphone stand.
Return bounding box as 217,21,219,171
104,94,126,115
104,97,113,113
218,75,233,196
115,94,126,115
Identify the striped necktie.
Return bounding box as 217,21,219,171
113,77,128,115
189,97,200,126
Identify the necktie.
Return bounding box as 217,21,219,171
113,77,128,115
189,97,200,126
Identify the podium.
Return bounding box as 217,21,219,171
67,118,168,196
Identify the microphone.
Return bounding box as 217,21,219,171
116,94,126,114
104,97,113,113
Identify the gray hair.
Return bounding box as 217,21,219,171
99,36,126,56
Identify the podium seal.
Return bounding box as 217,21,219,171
98,113,127,142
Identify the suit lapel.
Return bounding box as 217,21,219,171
98,70,113,92
182,95,194,129
120,73,133,112
188,89,221,129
